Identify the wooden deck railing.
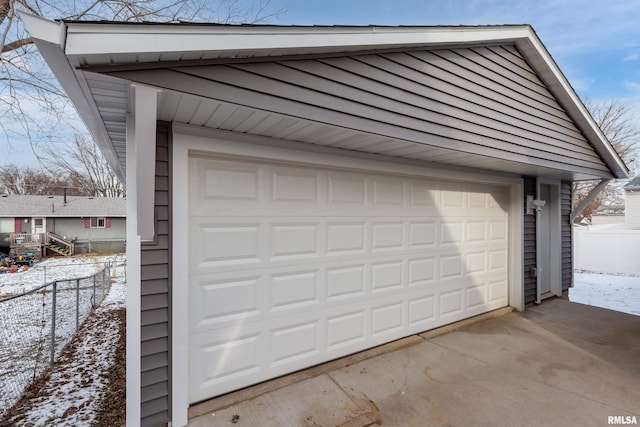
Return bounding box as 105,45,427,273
9,232,75,256
8,233,43,245
45,232,74,256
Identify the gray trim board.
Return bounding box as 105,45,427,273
523,176,537,304
140,122,172,426
561,180,573,291
523,177,572,302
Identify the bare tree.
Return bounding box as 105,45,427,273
573,99,640,222
0,164,70,194
0,0,283,151
42,133,126,197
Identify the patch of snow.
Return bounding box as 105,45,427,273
0,255,113,297
570,272,640,316
100,261,126,311
4,255,638,425
8,308,122,426
0,254,126,424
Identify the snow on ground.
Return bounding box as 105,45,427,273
1,256,637,426
0,255,126,426
0,255,118,415
570,272,640,316
0,255,113,297
4,261,127,426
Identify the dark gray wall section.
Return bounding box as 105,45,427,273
523,177,573,304
140,122,171,426
47,217,126,241
523,176,537,305
561,180,573,291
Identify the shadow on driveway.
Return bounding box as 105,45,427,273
189,298,640,426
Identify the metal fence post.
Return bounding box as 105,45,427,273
92,275,96,306
50,282,57,363
1,265,123,417
76,279,80,330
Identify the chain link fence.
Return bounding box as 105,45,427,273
0,262,112,417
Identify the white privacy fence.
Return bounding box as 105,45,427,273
574,229,640,274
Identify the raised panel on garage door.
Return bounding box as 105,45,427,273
188,154,509,404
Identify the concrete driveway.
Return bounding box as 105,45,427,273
188,298,640,426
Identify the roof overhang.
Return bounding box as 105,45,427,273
20,12,630,183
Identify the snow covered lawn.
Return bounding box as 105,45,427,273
0,257,636,426
0,256,112,297
570,272,640,316
0,255,126,426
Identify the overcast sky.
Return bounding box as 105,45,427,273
270,0,640,107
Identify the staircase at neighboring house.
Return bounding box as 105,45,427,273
45,232,74,257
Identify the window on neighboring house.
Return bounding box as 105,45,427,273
91,216,105,228
86,217,110,228
92,217,105,228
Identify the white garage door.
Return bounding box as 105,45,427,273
188,153,509,403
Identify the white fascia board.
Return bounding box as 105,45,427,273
132,84,159,242
60,19,628,179
18,12,66,45
125,113,141,426
24,13,628,180
62,23,532,57
18,12,126,181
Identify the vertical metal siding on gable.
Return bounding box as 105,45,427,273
561,180,573,291
523,176,537,304
140,122,171,426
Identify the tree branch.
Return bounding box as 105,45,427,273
1,36,32,52
0,0,11,26
0,0,283,162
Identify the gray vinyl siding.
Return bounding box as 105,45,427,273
0,218,12,233
46,217,126,241
124,46,588,423
112,45,610,178
561,180,573,291
524,177,572,302
140,122,172,426
523,176,537,304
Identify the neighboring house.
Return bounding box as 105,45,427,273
0,195,126,254
590,203,625,229
624,176,640,229
22,16,629,427
590,213,625,229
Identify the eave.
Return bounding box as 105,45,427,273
19,13,630,182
